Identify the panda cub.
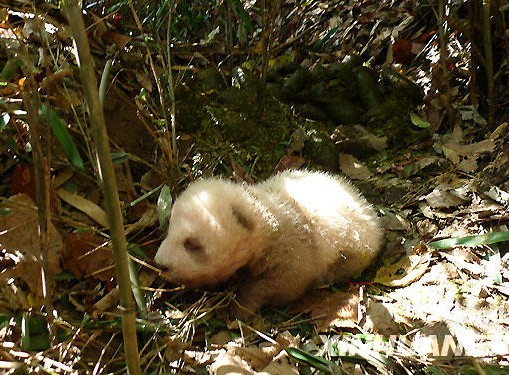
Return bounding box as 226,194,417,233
154,169,383,317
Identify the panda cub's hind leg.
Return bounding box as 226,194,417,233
230,266,312,320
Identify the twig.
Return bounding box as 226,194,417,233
128,0,173,166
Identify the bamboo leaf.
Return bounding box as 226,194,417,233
41,105,85,170
157,185,173,229
410,112,430,128
428,231,509,249
285,347,337,374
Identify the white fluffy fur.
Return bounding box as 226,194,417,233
154,170,383,316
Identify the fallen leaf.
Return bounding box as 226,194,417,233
101,30,131,50
230,155,255,184
441,144,460,165
416,156,444,170
92,287,120,315
455,139,496,154
379,212,410,231
424,189,467,208
374,252,432,287
485,186,509,206
488,121,508,140
429,231,509,249
259,357,298,375
273,155,306,174
360,132,387,151
209,332,300,375
437,249,484,276
230,345,281,371
0,194,62,299
57,188,108,227
339,153,373,180
443,139,495,165
457,157,478,173
392,38,414,65
209,331,234,346
209,348,255,375
11,163,36,201
411,322,461,358
294,289,360,332
62,232,114,281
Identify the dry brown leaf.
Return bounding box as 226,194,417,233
258,357,298,375
441,144,460,165
439,248,484,276
356,125,387,151
488,121,507,141
230,345,280,371
456,157,478,173
0,194,62,299
124,204,158,235
423,189,467,209
294,289,360,332
440,126,496,166
416,156,444,170
209,349,255,375
62,232,114,281
445,139,495,156
10,163,36,201
182,348,218,366
375,258,509,358
379,212,410,231
338,153,372,180
485,186,509,206
230,155,255,184
273,155,306,174
209,332,300,375
411,322,458,357
209,331,234,346
92,287,120,314
101,30,131,50
57,188,108,227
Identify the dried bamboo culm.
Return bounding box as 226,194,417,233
64,1,142,374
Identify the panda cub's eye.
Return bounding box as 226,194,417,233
184,237,203,253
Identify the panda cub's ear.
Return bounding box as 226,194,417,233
231,205,255,231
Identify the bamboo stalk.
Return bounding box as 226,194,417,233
482,0,494,126
438,0,455,125
166,0,178,165
21,76,56,343
63,2,141,374
260,0,269,91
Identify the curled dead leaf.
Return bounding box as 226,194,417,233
374,252,432,287
92,287,120,315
